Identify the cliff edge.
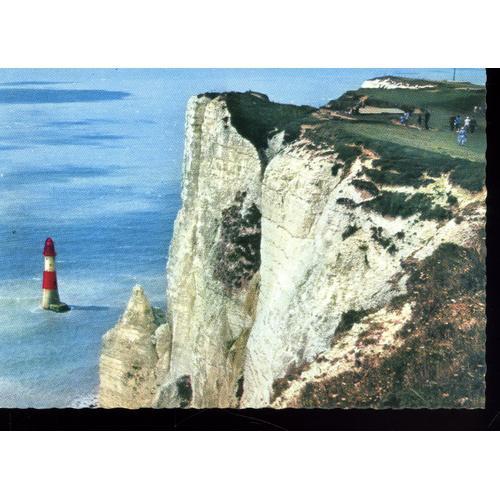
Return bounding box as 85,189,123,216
99,79,486,409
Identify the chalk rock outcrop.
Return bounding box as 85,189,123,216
99,285,166,408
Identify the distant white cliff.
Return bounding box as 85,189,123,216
361,77,436,89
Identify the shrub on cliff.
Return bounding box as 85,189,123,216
352,179,379,196
342,224,360,240
364,191,452,221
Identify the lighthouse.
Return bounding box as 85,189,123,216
42,237,70,313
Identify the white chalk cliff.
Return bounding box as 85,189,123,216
361,77,436,90
99,82,486,409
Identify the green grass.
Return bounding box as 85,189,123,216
324,78,486,172
305,122,484,192
303,80,486,222
343,121,485,163
363,144,484,191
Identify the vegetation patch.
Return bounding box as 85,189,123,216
325,90,363,112
331,164,341,176
212,91,315,151
370,226,390,247
328,78,482,110
335,143,363,166
271,360,311,400
361,85,484,113
236,376,244,400
176,375,193,408
351,179,379,196
364,191,452,221
213,191,262,291
335,308,372,337
336,197,357,209
365,163,432,189
387,244,397,255
365,149,483,191
342,224,360,240
303,119,484,193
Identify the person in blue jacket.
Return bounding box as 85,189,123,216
457,127,468,146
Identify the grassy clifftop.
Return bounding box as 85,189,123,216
203,78,485,204
325,76,486,163
200,90,315,150
204,77,485,168
308,78,486,211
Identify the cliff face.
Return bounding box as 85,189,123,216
155,94,263,408
241,135,484,408
99,81,486,409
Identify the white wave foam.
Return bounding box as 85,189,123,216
69,391,98,408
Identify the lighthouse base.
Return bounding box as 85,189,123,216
47,302,71,313
42,288,69,312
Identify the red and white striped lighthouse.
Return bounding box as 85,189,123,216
42,237,70,312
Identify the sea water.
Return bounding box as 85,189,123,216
0,68,485,407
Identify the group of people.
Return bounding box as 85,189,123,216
449,114,478,146
449,114,477,133
399,109,431,129
348,98,482,149
397,107,481,147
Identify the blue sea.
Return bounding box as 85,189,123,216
0,68,485,407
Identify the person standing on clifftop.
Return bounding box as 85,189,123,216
449,115,456,131
424,110,431,130
469,117,477,133
457,127,468,146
